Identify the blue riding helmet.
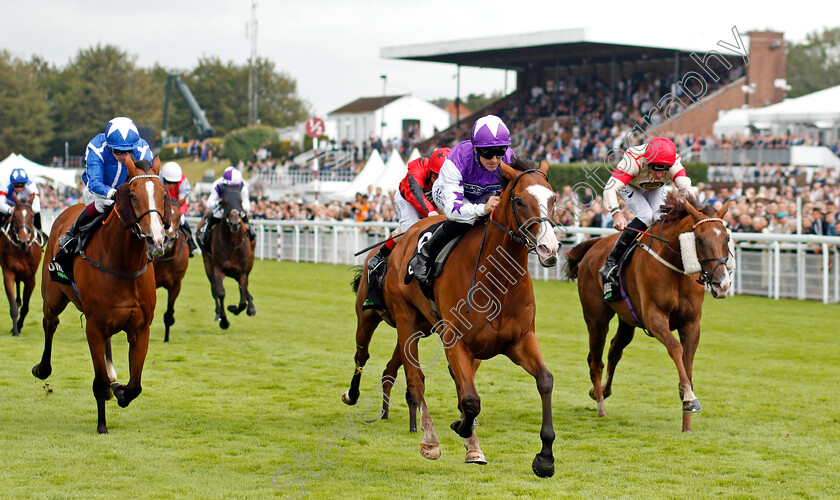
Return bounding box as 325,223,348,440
104,117,141,151
10,168,29,184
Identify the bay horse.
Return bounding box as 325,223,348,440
153,197,190,342
564,192,731,432
32,156,170,434
343,158,561,477
200,190,256,329
1,194,43,336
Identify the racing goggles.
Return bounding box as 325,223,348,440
476,146,507,159
110,147,133,156
648,163,671,172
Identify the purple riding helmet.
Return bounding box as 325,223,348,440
471,115,511,148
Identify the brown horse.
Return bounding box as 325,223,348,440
343,158,561,477
201,192,256,329
153,199,190,342
1,195,43,336
33,156,170,434
565,192,731,432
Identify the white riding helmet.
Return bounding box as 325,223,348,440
161,162,183,183
226,169,243,185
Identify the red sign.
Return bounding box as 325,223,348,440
305,117,325,138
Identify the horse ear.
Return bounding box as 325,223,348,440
151,155,161,175
500,161,516,180
539,159,549,174
684,199,704,221
28,193,35,203
125,155,139,178
716,200,731,219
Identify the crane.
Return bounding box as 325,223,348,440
161,73,214,143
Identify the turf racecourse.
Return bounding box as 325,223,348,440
1,259,838,499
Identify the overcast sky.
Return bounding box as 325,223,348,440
1,0,833,119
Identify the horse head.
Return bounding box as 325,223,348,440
220,186,244,233
497,157,560,267
161,196,182,252
9,195,37,251
684,196,732,299
117,156,171,257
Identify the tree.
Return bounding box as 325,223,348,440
786,27,840,98
0,51,54,161
47,45,160,159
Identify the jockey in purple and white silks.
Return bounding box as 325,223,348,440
407,115,513,287
197,167,256,249
57,116,153,254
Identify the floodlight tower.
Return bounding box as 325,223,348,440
246,0,259,125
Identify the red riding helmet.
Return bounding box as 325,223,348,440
428,147,451,176
644,137,677,169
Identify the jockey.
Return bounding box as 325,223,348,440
0,168,42,231
56,116,153,253
600,136,693,301
363,146,450,309
197,167,255,248
408,115,514,287
160,161,198,257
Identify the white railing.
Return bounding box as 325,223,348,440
41,212,839,304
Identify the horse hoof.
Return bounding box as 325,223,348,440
532,454,555,478
465,449,487,465
683,399,702,412
32,364,51,380
227,305,241,315
247,307,257,316
97,425,108,434
450,419,472,439
219,318,230,330
341,391,358,405
419,442,441,460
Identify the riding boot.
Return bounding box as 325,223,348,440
181,224,198,257
363,245,392,311
408,220,470,287
57,208,97,252
600,218,647,302
34,213,42,231
246,225,257,242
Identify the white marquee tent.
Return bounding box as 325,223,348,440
330,150,387,201
0,154,81,188
372,152,406,192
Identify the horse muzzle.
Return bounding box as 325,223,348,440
710,275,731,299
146,236,166,258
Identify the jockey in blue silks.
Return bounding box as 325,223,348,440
57,116,153,253
407,115,515,287
0,168,43,231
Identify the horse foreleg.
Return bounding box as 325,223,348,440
507,332,555,478
585,315,610,417
446,343,480,440
377,344,402,421
456,359,485,465
32,280,70,380
104,337,118,385
398,320,438,460
113,325,150,410
86,324,113,434
17,274,35,332
163,282,181,343
4,269,20,336
210,269,229,329
602,320,636,401
649,314,701,431
243,272,256,316
677,320,702,432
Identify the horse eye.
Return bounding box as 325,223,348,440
514,198,525,207
696,237,705,247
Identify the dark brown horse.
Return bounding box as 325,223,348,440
33,156,170,433
153,198,190,342
201,192,256,329
343,159,561,477
565,192,731,432
1,194,43,336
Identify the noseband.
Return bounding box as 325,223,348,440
2,203,38,250
692,217,729,287
489,168,556,251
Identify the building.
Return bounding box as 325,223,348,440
327,95,450,146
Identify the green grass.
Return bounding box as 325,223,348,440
1,260,838,499
176,158,230,185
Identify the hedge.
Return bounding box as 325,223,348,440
545,161,708,191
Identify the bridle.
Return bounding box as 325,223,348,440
691,217,729,287
125,174,167,239
2,203,39,251
488,168,556,251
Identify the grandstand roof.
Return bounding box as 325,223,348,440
330,95,404,114
382,27,745,70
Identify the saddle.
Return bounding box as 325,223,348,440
48,211,108,285
403,222,467,298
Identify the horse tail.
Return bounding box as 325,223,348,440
564,237,602,280
350,265,363,294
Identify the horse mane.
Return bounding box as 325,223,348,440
134,159,152,172
564,237,601,280
659,191,715,225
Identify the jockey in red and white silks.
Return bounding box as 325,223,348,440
600,137,693,301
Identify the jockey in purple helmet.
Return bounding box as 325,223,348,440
408,115,515,287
